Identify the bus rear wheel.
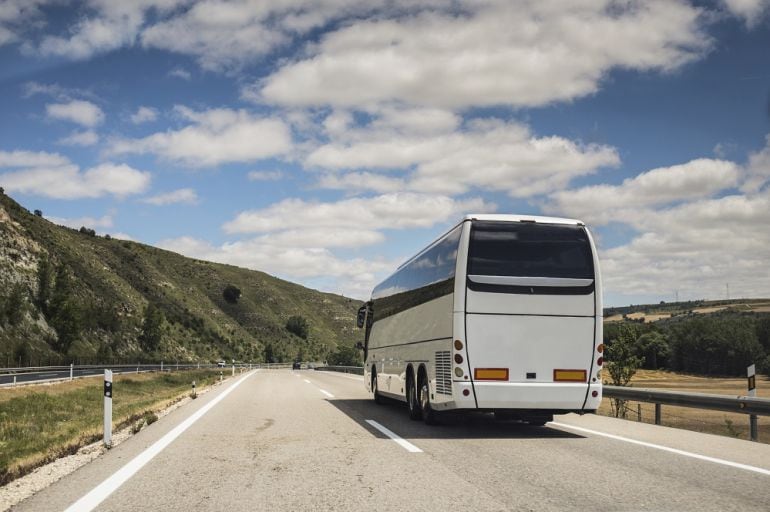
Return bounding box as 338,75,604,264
407,371,422,420
419,372,438,425
372,370,383,405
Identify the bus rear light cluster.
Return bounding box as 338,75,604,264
454,367,463,377
454,339,463,350
597,357,603,366
592,390,599,397
454,354,463,364
597,344,604,353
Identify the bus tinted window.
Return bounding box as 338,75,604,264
468,222,594,279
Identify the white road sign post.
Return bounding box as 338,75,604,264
104,369,113,448
748,364,758,441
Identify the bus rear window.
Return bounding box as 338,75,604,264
468,221,594,279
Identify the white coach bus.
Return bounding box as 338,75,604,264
356,214,603,425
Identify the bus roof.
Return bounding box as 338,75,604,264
463,213,584,226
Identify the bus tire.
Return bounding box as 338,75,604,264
407,370,422,420
419,370,438,425
372,369,383,405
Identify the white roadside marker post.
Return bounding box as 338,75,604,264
160,361,163,372
748,364,758,442
104,369,113,448
70,363,74,381
192,380,196,398
232,364,235,377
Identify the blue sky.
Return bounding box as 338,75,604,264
1,0,769,305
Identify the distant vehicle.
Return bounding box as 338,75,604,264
357,214,603,425
292,361,301,370
217,361,226,367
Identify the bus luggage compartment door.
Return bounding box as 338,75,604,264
465,312,594,410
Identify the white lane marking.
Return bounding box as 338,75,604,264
64,371,257,512
316,371,363,382
303,379,311,384
365,420,422,453
319,389,335,398
550,421,770,477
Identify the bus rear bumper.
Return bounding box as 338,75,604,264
459,381,602,411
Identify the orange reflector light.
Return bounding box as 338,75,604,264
553,369,587,382
597,344,604,353
454,339,463,350
474,368,509,381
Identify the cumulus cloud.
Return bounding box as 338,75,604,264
308,113,619,197
549,158,741,225
46,100,105,127
247,170,284,181
157,235,396,298
108,106,292,167
722,0,769,27
0,150,150,199
222,192,494,234
741,134,770,193
0,0,49,47
141,187,199,205
130,106,158,124
260,0,711,109
57,130,99,146
168,67,191,80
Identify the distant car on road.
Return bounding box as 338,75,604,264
292,361,301,370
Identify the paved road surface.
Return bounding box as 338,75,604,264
14,369,770,511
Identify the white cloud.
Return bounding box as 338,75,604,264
141,187,199,205
46,100,105,127
599,189,770,300
108,106,292,167
0,152,151,199
57,130,99,146
550,158,741,225
722,0,769,27
741,134,770,193
0,0,48,48
157,235,395,299
0,149,69,168
168,67,191,80
308,114,619,197
316,172,405,194
247,170,284,181
48,212,114,230
130,106,158,124
260,1,711,109
223,192,494,234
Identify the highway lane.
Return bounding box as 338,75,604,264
14,369,770,511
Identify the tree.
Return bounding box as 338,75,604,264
223,285,241,304
635,332,670,369
286,315,309,340
138,303,164,352
47,264,81,353
328,344,361,366
96,342,114,363
34,209,42,217
605,324,643,418
79,226,96,236
3,283,26,326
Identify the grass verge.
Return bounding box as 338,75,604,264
0,369,222,486
599,369,770,443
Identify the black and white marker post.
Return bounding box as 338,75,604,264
104,369,113,448
748,364,758,441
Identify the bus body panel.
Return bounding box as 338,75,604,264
465,289,594,317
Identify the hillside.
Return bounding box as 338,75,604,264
0,190,360,366
604,298,770,323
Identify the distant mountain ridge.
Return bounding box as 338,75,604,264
0,190,359,366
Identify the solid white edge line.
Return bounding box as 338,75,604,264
303,379,311,384
315,371,363,381
319,389,335,398
64,371,258,512
550,421,770,477
365,420,422,453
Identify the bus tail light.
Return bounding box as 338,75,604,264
454,339,463,350
474,368,509,381
454,354,463,364
597,344,604,353
597,357,603,366
553,369,587,382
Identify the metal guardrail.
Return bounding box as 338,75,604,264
315,365,364,375
603,385,770,417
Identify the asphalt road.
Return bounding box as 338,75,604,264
14,369,770,511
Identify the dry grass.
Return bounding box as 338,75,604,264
0,370,221,485
600,370,770,443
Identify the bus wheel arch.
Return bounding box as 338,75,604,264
418,365,438,425
371,366,383,405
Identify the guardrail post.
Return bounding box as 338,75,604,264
104,369,113,448
655,403,661,425
13,375,16,387
160,361,163,372
232,365,235,377
70,363,74,381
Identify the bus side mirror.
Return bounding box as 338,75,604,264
356,305,367,328
355,342,364,350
